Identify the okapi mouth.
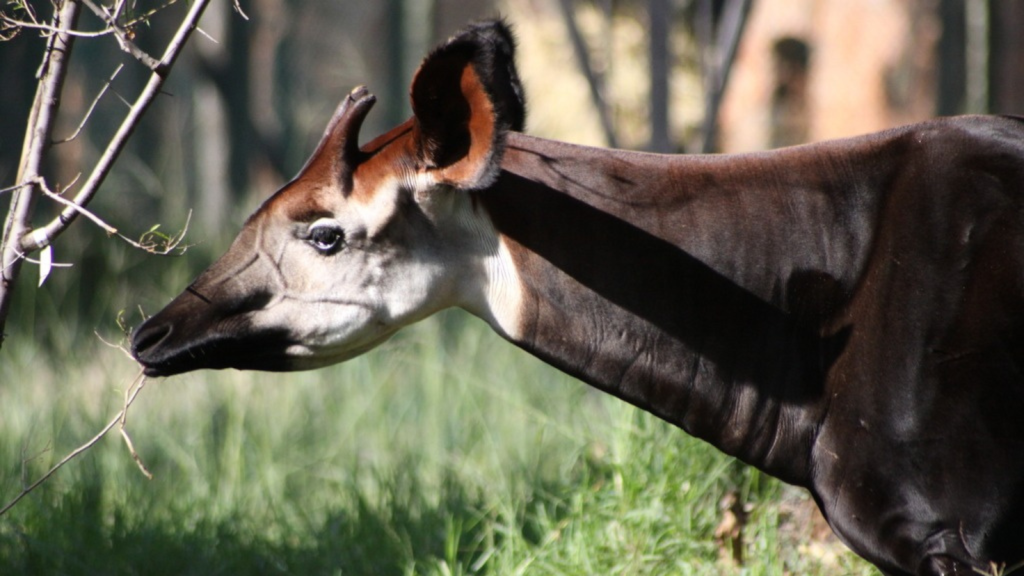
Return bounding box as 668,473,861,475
132,318,298,377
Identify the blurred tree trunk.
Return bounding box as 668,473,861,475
989,0,1024,115
649,0,670,152
249,0,289,193
0,14,48,185
192,0,292,232
964,0,989,113
936,0,966,115
193,1,251,231
698,0,752,153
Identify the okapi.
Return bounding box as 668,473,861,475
132,20,1024,575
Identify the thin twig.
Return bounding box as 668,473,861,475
119,376,152,479
232,0,249,20
0,1,43,40
0,14,114,38
81,0,162,71
10,249,72,269
95,330,136,362
110,0,127,21
1,0,182,42
24,175,192,255
9,0,39,27
194,25,217,44
0,182,30,196
30,175,118,236
7,173,191,256
107,0,183,31
54,64,123,144
0,370,150,517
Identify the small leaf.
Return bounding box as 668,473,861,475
38,245,52,287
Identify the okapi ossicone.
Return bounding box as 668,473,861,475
132,20,1024,575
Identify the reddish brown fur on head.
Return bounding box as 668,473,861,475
256,20,526,218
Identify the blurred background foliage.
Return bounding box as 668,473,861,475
1,1,1023,574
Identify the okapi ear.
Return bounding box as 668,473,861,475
410,19,526,190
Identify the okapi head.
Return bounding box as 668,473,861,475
132,21,526,376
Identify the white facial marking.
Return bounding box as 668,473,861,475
352,175,408,237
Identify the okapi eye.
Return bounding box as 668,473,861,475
307,221,345,254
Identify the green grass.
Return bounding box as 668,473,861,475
0,309,877,575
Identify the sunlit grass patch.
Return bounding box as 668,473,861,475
0,310,876,575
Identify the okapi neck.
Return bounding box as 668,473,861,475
475,134,863,485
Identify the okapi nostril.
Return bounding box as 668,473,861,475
131,322,172,358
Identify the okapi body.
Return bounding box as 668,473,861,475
132,20,1024,574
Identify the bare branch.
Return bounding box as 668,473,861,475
22,0,213,254
54,63,123,144
0,26,19,41
6,0,40,27
0,0,41,40
30,175,118,236
0,0,80,345
0,371,150,517
22,175,192,255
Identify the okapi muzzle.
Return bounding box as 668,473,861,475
131,226,294,375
